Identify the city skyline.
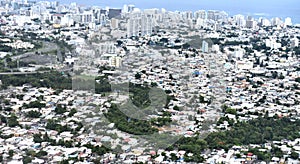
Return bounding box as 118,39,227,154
40,0,300,23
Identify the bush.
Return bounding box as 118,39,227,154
55,104,67,114
291,151,299,159
26,111,42,118
104,104,158,135
8,114,19,127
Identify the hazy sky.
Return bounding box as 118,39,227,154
44,0,299,10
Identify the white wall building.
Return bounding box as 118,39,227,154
127,13,153,37
284,17,293,26
266,38,282,49
291,37,299,48
233,14,246,27
111,18,119,29
236,61,253,70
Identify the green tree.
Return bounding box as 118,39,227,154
8,150,14,158
135,73,141,79
291,151,299,159
36,150,47,157
225,108,237,115
22,156,32,164
151,82,158,87
33,134,43,143
26,111,42,118
68,108,77,117
23,101,46,109
8,114,19,127
173,105,180,111
43,132,50,142
55,104,67,114
170,153,178,161
59,160,69,164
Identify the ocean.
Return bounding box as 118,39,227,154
42,0,300,24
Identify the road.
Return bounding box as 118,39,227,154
0,68,73,75
11,41,58,61
0,71,51,75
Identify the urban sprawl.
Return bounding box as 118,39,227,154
0,0,300,164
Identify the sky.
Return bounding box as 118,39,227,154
39,0,300,23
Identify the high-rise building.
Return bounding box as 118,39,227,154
260,18,271,27
202,40,209,53
291,37,299,48
108,9,122,19
196,18,205,28
100,13,106,25
206,10,227,21
111,18,118,29
110,56,122,68
194,10,206,20
70,2,77,8
144,8,159,15
271,17,282,26
183,11,193,20
266,38,281,49
51,1,59,8
80,11,93,24
141,15,153,35
128,5,135,13
233,14,246,27
246,20,254,29
127,13,153,37
284,17,292,26
123,4,128,13
207,10,217,21
127,16,139,37
245,16,257,29
61,14,74,27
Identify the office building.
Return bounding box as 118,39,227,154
202,40,209,53
194,10,206,20
111,18,118,29
108,8,122,19
82,13,93,23
260,18,271,26
266,38,282,49
291,37,299,48
128,5,135,13
233,14,246,27
271,17,282,26
246,16,257,29
285,17,292,26
127,13,153,37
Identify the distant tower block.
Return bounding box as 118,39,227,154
127,13,153,37
291,37,299,48
111,18,119,29
285,17,292,26
202,40,209,53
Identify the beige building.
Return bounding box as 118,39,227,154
111,18,119,29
